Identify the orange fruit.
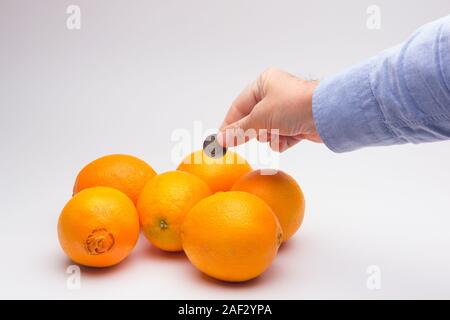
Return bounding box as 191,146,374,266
232,169,305,242
137,171,212,252
177,150,252,192
58,187,140,267
73,154,156,204
181,191,282,282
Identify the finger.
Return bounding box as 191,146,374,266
269,134,303,152
218,96,274,147
219,82,259,130
217,114,257,147
269,134,285,152
280,135,304,152
256,129,269,143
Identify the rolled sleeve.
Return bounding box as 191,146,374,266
312,57,399,153
312,15,450,153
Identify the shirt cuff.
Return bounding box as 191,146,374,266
312,57,398,153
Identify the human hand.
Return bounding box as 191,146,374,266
217,68,322,152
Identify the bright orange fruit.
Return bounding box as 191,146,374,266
232,169,305,242
137,171,212,252
177,150,252,192
58,187,140,267
73,154,156,204
181,191,282,282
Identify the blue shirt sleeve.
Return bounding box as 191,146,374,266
312,15,450,153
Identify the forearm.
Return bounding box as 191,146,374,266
313,15,450,152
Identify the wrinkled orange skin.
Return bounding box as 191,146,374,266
181,191,282,282
58,187,140,267
73,154,156,204
232,169,305,242
177,150,252,193
137,171,212,252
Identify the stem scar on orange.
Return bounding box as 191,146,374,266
137,171,212,252
57,187,140,267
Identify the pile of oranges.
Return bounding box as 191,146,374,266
58,150,305,282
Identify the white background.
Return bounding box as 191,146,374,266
1,0,450,299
